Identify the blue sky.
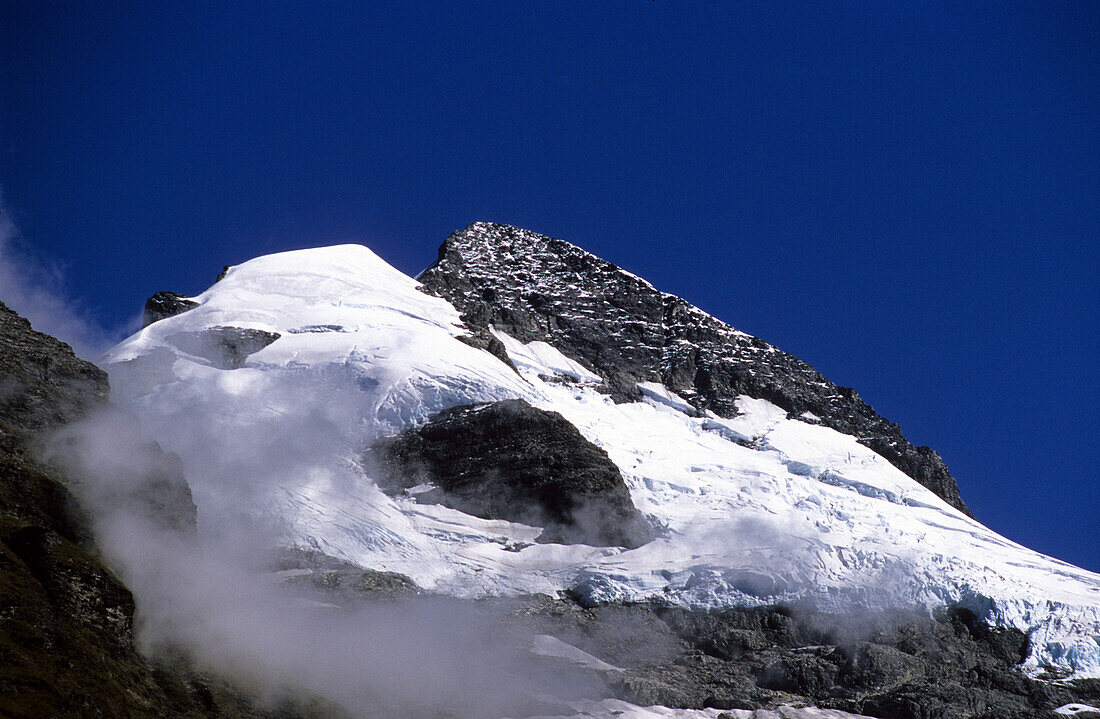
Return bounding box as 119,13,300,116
1,2,1096,571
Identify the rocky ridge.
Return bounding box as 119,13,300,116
418,222,969,514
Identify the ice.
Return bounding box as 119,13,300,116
492,328,601,383
513,699,873,718
1054,704,1100,716
103,242,1100,680
637,382,696,415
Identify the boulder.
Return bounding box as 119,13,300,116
142,291,199,327
166,326,280,369
372,399,656,548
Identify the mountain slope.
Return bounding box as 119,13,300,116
100,227,1100,703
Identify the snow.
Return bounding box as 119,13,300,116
1054,705,1100,716
512,700,872,719
103,242,1100,680
637,382,696,415
492,328,601,383
530,635,622,673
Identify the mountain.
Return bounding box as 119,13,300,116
22,222,1100,717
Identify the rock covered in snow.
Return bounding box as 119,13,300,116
142,290,199,328
165,325,281,370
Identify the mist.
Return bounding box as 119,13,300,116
0,204,605,716
40,362,607,718
99,514,594,718
0,194,123,359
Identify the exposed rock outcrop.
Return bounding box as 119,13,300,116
142,291,199,327
492,594,1100,719
0,300,196,532
418,222,970,514
166,326,281,369
372,399,656,549
0,302,108,442
272,547,420,602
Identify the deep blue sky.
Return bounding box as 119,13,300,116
1,2,1096,571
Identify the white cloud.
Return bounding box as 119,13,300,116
0,190,118,359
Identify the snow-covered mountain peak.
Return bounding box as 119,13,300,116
101,228,1100,681
106,241,535,430
144,242,448,334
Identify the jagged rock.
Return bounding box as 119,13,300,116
1052,706,1100,719
496,595,1100,718
142,291,199,327
372,399,657,548
273,547,419,600
948,605,1030,666
836,642,917,690
166,326,281,369
757,652,839,694
455,330,518,372
0,301,108,441
418,222,970,514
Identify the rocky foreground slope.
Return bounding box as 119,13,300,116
0,301,335,719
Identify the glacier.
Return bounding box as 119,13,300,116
101,241,1100,682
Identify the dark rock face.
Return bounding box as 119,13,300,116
372,399,656,548
418,222,970,514
166,326,281,369
0,302,108,440
142,291,199,327
0,453,160,719
455,331,518,372
498,595,1100,719
0,301,196,532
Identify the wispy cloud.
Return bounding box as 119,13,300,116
41,384,605,718
0,190,118,359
